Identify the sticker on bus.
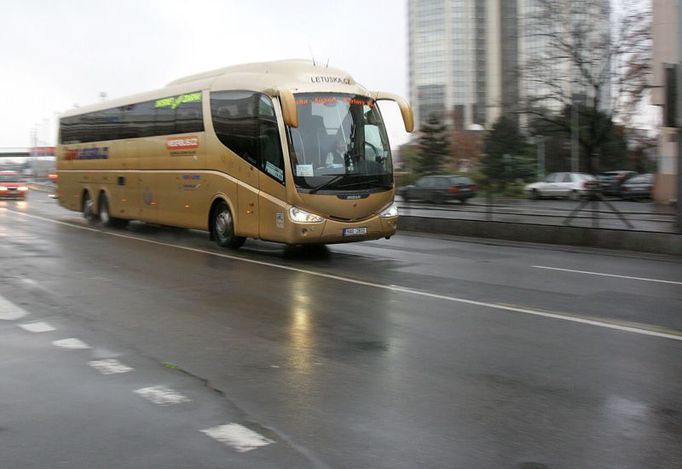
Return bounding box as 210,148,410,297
296,165,314,177
265,162,283,181
166,136,199,150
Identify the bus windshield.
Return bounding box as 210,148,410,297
287,93,393,192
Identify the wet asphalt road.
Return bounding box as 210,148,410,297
1,191,681,468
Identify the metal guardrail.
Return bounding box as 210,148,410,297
397,198,677,233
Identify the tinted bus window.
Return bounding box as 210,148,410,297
175,99,204,134
210,91,284,182
134,101,157,137
211,91,259,166
119,104,138,139
59,91,205,144
96,108,122,141
154,104,175,136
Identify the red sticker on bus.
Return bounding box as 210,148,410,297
166,136,199,150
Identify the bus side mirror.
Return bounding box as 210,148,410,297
278,89,298,128
374,92,414,133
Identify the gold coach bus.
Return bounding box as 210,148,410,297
56,60,413,249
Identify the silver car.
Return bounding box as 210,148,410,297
620,173,653,200
524,172,596,200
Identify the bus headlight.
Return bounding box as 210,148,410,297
288,206,324,224
379,202,399,218
18,186,29,191
0,186,6,191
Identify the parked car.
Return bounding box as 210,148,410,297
0,171,29,200
524,172,596,200
597,170,637,197
399,175,477,204
620,173,653,200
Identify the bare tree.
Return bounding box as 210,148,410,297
521,0,651,173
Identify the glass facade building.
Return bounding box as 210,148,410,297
408,0,610,131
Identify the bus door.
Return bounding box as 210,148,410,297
257,155,286,242
256,102,287,242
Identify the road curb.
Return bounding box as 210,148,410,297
398,216,682,256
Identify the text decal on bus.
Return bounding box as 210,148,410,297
155,92,202,110
64,147,109,160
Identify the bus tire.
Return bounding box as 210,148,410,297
212,201,245,249
98,192,128,228
82,191,97,222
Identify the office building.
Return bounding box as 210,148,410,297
408,0,610,131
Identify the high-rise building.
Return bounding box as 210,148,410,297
408,0,610,132
408,0,516,130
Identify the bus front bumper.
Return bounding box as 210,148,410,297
286,215,398,245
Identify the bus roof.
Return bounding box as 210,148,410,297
60,59,370,118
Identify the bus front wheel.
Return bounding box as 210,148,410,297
212,201,245,249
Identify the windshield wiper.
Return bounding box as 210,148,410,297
309,175,345,194
337,177,392,190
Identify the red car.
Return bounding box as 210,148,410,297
0,171,29,199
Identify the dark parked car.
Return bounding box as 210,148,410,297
597,170,637,197
398,175,477,204
620,173,654,200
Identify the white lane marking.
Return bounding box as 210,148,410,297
0,294,29,320
88,359,133,375
201,423,275,453
134,385,192,406
6,208,682,342
532,265,682,285
52,338,91,349
19,321,56,333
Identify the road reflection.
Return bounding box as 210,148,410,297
288,273,315,374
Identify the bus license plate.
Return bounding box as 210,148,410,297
343,227,367,237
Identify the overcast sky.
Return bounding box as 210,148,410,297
1,0,410,149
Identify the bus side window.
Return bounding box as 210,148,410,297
155,105,175,136
176,104,203,134
210,91,284,183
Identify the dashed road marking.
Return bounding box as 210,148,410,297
0,294,29,320
88,359,134,375
19,321,56,333
134,385,191,406
200,423,275,452
52,338,91,349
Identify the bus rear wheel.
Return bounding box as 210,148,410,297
212,201,245,249
82,191,96,222
98,193,128,228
